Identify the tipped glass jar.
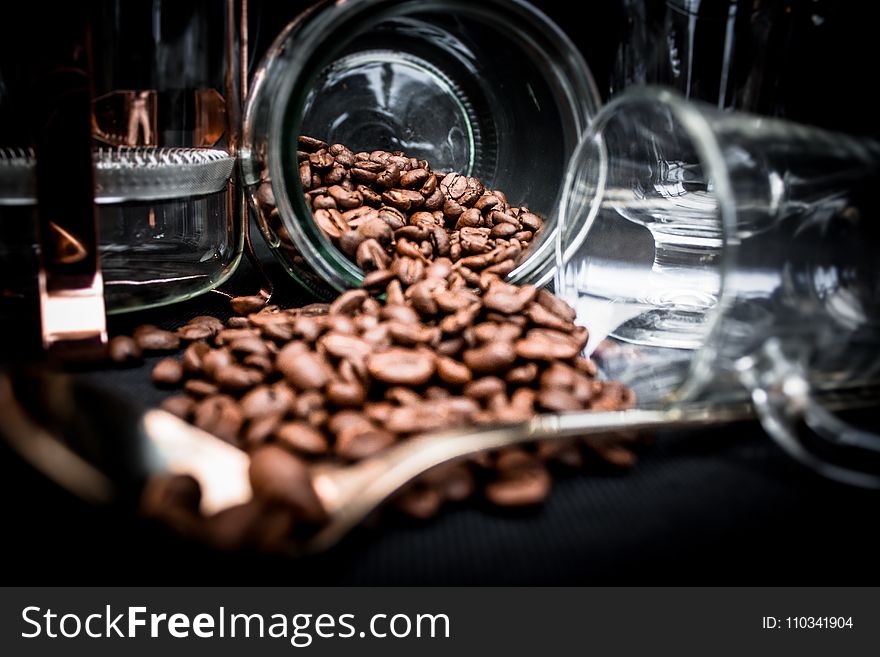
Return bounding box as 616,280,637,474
241,0,601,299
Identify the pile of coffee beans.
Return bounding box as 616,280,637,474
120,136,641,552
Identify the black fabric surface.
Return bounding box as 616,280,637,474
3,247,880,585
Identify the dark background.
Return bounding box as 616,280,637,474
2,0,880,585
245,0,880,137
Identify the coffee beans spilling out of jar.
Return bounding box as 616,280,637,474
125,137,641,552
252,135,544,285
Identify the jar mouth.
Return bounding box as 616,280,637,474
250,0,600,295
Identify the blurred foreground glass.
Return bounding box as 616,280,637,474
556,87,880,486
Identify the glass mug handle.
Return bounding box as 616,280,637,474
736,339,880,489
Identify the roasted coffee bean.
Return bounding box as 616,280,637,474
329,289,367,316
395,485,443,519
229,336,270,358
482,282,535,314
160,394,195,420
406,279,440,315
536,288,577,322
309,150,335,170
380,301,420,323
463,376,505,400
249,445,326,523
351,163,381,184
193,395,244,443
177,323,215,341
319,332,372,361
337,229,365,257
524,302,573,331
135,327,180,352
183,379,219,398
485,456,551,506
367,348,435,386
275,421,329,456
356,238,391,271
243,412,286,448
240,384,295,420
436,356,472,385
519,211,544,233
515,328,581,360
330,144,355,165
391,256,425,286
328,184,363,209
383,386,423,408
455,207,482,230
452,302,482,332
362,268,397,291
423,188,445,211
108,335,142,364
356,217,393,244
439,172,467,200
538,361,578,389
434,289,480,313
216,328,260,345
400,167,429,189
152,357,184,387
382,189,424,212
506,362,538,385
488,221,518,239
425,258,453,280
358,184,382,206
314,209,344,239
201,348,234,378
298,135,328,152
590,381,637,411
335,424,395,460
462,341,517,374
139,473,203,537
473,321,521,343
375,163,401,188
537,387,582,412
230,295,268,316
277,344,331,390
435,337,464,357
326,380,366,407
387,321,437,347
215,365,263,392
324,164,347,184
259,320,294,343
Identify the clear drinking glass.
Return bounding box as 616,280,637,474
556,87,880,486
241,0,601,298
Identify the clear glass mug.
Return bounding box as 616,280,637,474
556,87,880,486
241,0,601,299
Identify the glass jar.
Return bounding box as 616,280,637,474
0,0,241,318
241,0,601,299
